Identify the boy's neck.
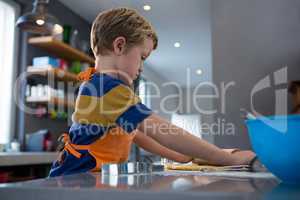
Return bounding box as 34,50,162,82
94,56,117,77
94,56,132,86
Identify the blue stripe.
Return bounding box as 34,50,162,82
116,103,152,133
69,123,109,145
79,73,124,97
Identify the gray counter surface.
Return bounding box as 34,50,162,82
0,170,299,200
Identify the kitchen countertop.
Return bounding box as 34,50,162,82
0,152,58,167
1,170,299,200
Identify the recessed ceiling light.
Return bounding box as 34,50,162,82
53,24,63,34
174,42,181,48
143,5,151,11
196,69,203,75
36,19,45,25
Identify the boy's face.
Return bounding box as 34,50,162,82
117,38,154,85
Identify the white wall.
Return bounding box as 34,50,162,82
143,65,180,121
179,87,215,144
211,0,300,149
143,66,215,143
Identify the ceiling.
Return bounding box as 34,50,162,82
58,0,212,87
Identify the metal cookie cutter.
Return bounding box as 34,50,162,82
101,162,153,176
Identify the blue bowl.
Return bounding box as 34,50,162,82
245,115,300,185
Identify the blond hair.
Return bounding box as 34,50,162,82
90,7,158,56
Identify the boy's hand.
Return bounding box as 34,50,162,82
178,156,193,163
231,150,256,165
192,158,211,165
192,149,236,165
192,149,256,166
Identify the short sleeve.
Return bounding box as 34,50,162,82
102,84,152,133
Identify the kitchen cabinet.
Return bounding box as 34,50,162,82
0,152,58,183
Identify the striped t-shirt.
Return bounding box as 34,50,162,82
49,73,152,177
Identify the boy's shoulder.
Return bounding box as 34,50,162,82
78,73,132,97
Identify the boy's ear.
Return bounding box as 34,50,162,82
113,36,126,55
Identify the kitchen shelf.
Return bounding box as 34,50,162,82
28,36,95,64
26,96,75,108
27,66,78,83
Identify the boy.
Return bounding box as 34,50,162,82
49,8,255,177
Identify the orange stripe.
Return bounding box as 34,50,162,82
60,133,90,158
65,144,82,158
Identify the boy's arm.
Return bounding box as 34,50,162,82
138,114,255,166
133,130,192,163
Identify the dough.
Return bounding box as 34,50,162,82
165,163,250,172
